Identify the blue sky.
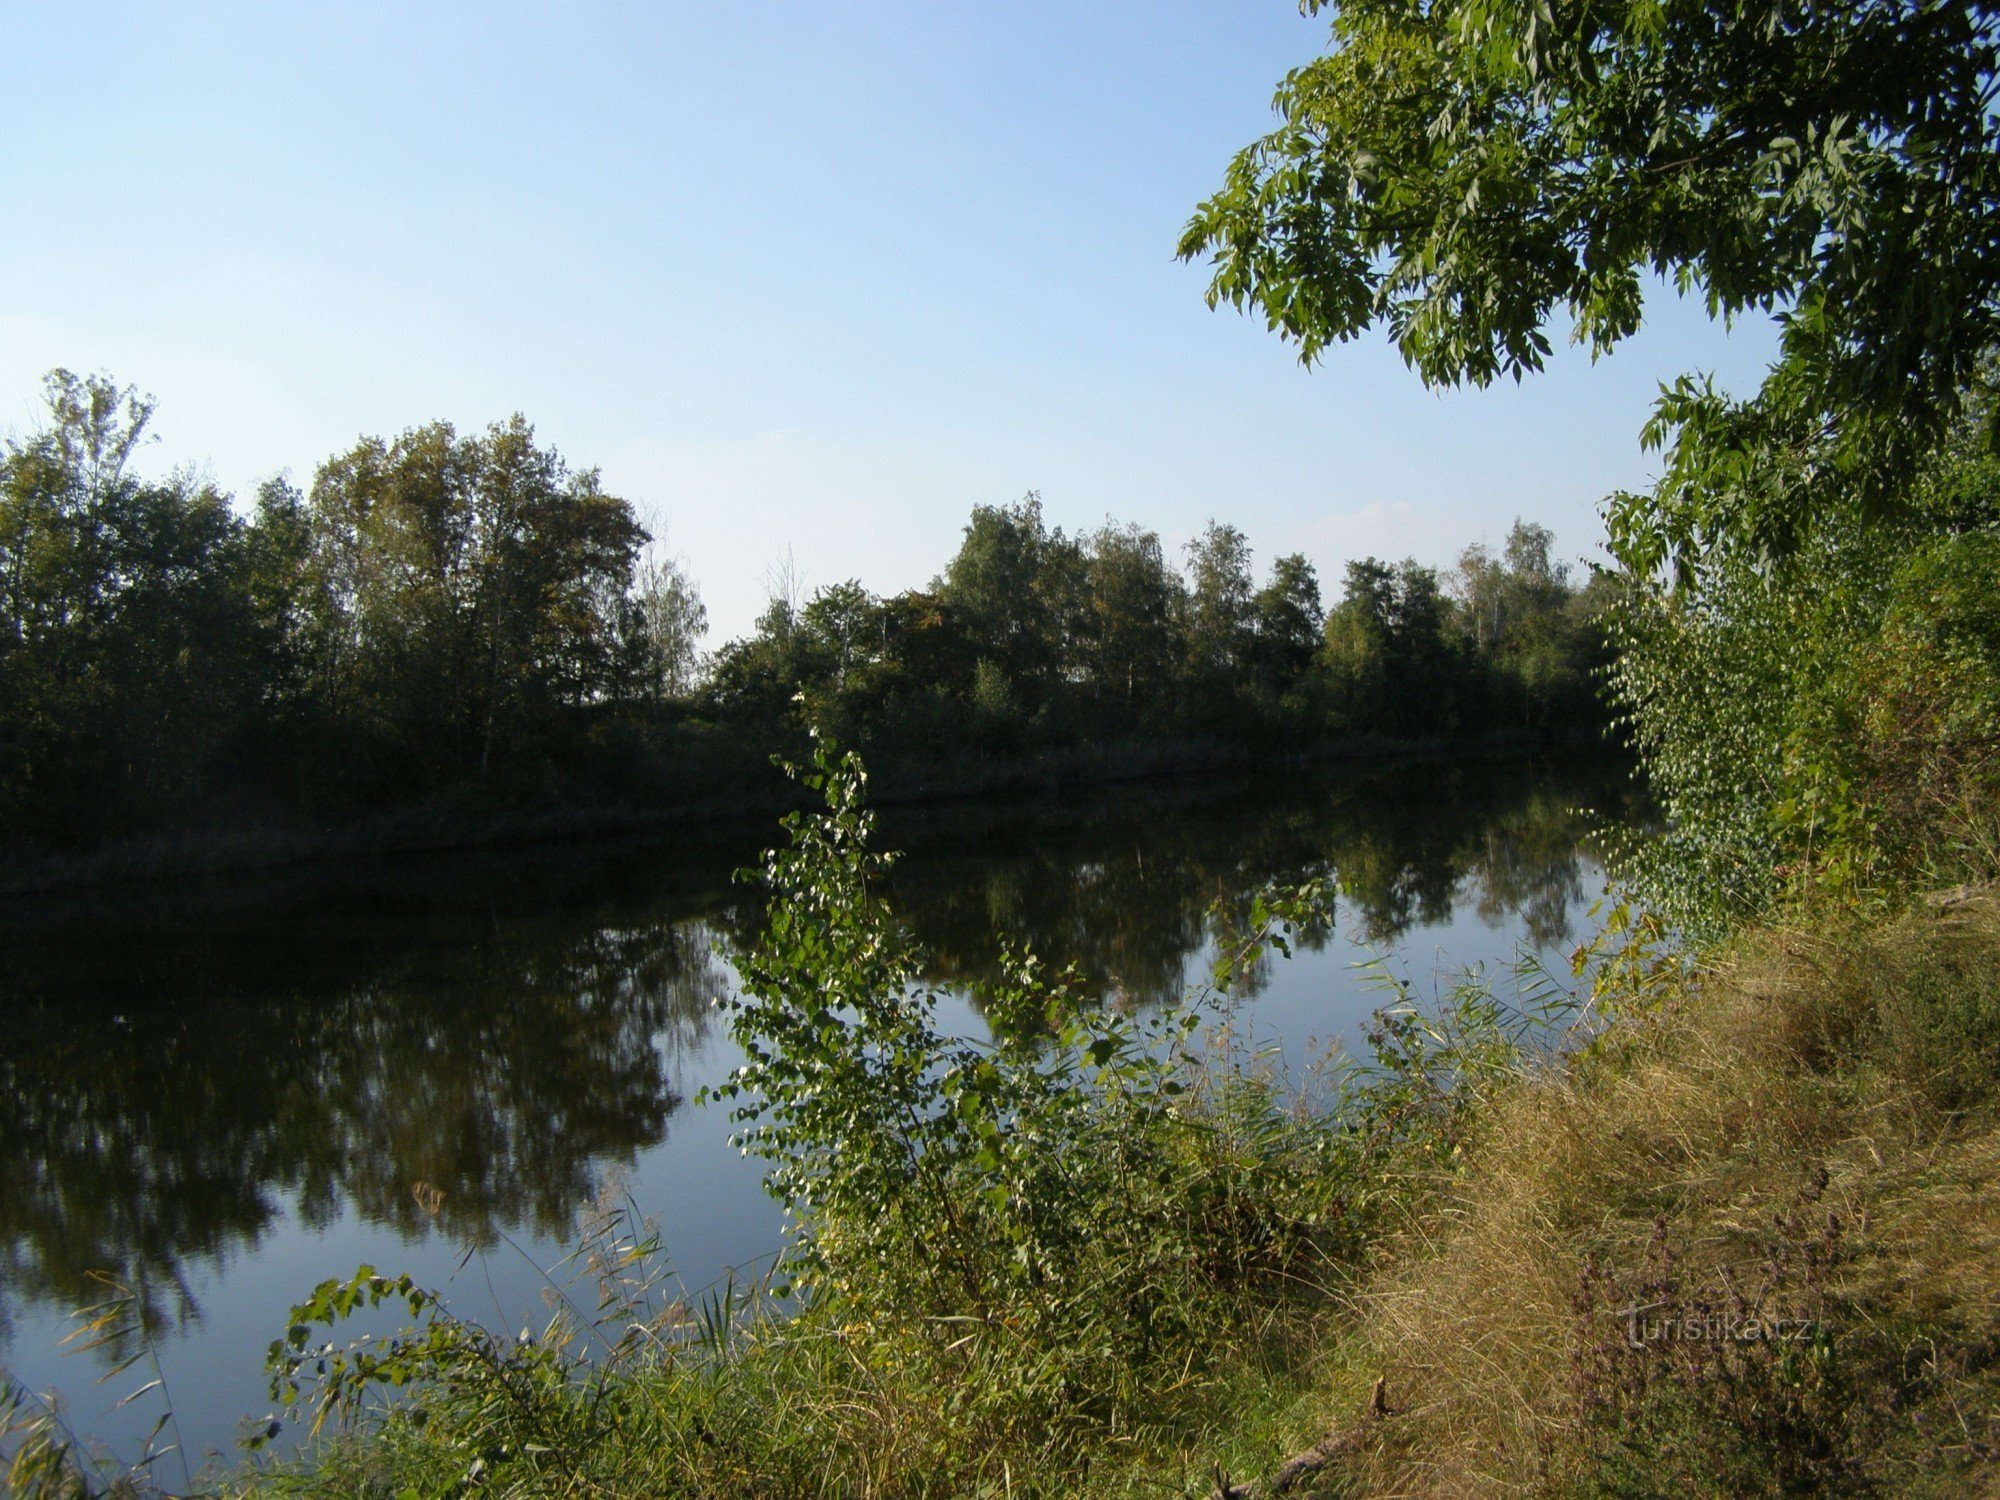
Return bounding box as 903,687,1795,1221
1,1,1780,642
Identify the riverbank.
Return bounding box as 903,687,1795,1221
0,748,1618,1481
181,887,1997,1499
0,727,1586,898
1294,885,2000,1495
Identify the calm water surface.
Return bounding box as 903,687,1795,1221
0,758,1641,1474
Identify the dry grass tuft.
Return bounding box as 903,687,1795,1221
1316,894,2000,1496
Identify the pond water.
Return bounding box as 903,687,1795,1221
0,756,1642,1477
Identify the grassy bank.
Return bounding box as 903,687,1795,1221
1308,889,2000,1495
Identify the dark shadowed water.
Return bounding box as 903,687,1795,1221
0,756,1642,1476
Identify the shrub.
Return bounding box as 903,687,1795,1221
1610,433,2000,934
708,734,1356,1432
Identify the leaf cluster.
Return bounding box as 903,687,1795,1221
1183,0,2000,574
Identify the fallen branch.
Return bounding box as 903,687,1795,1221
1210,1376,1392,1499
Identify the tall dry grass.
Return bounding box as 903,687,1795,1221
1315,893,2000,1496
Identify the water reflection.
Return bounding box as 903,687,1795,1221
0,757,1636,1354
0,909,728,1341
878,760,1630,1006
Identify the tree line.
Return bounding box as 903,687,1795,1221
0,368,1615,853
713,492,1613,758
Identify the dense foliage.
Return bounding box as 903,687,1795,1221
1611,428,2000,933
1179,0,2000,578
0,374,262,844
708,741,1352,1415
0,372,690,848
712,495,1614,766
0,375,1615,862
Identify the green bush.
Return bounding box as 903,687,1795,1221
709,735,1356,1427
1841,532,2000,886
1610,431,2000,934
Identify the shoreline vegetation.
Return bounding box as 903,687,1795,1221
11,747,1995,1498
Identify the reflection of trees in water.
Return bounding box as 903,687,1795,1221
0,759,1636,1345
1459,788,1598,950
903,845,1213,1009
0,913,725,1337
877,760,1633,1013
1312,768,1620,950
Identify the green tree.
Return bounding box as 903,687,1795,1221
705,573,806,726
1450,519,1600,731
631,542,708,704
1250,551,1325,697
1323,557,1467,736
936,493,1082,699
1080,520,1184,715
1320,558,1395,728
796,580,883,690
0,371,260,840
301,417,648,782
876,590,973,698
243,478,320,715
1179,0,2000,574
1182,519,1257,682
1453,542,1508,657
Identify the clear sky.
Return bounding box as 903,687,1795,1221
1,1,1780,643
